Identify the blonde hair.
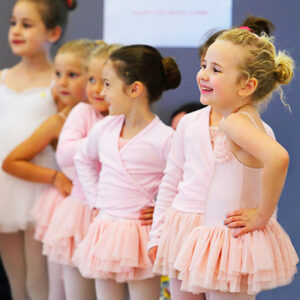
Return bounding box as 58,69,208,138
56,39,98,66
217,28,294,106
90,43,122,61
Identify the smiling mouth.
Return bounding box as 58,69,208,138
201,86,213,93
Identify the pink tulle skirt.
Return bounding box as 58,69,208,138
72,212,155,282
153,207,204,278
174,218,299,295
32,187,65,241
43,197,93,266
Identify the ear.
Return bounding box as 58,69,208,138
47,26,62,43
128,81,144,98
238,77,258,98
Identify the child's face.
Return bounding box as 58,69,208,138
8,1,54,57
197,40,246,113
54,52,88,105
100,60,132,116
86,57,109,113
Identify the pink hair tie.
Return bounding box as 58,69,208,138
239,26,252,32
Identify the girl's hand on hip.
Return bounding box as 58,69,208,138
224,208,269,238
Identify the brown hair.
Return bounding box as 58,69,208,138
109,45,181,103
17,0,76,38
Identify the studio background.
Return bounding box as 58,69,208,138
0,1,299,299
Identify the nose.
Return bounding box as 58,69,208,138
95,81,103,94
197,68,208,83
58,75,68,87
11,23,22,35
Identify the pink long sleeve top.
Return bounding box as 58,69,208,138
56,102,104,203
149,106,275,249
74,114,173,218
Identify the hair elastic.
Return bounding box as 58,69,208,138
239,26,252,32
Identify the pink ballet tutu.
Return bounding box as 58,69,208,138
43,197,93,266
153,207,204,278
174,218,299,295
72,212,155,282
32,187,65,241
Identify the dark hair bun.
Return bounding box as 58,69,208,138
162,57,181,91
242,14,275,36
63,0,77,11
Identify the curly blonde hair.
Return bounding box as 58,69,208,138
217,28,294,105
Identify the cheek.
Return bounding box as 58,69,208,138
196,71,202,87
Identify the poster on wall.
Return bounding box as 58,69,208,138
103,0,232,47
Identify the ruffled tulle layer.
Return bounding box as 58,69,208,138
32,187,65,241
73,213,155,282
0,148,57,233
174,218,298,295
43,197,93,266
153,208,204,278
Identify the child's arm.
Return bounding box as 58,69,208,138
223,113,289,237
148,119,186,261
2,114,72,196
74,121,103,207
56,103,90,169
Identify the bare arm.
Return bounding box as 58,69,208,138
3,114,64,183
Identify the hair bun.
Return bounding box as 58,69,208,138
162,57,181,91
64,0,77,10
275,51,294,85
242,14,275,36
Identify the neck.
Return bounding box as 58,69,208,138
124,104,154,129
18,51,53,72
219,99,253,117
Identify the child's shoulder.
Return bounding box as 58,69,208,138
177,106,210,130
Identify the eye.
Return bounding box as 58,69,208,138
55,71,61,78
104,81,110,88
213,67,221,73
10,19,16,26
23,22,32,28
69,72,78,78
89,76,95,84
201,63,206,69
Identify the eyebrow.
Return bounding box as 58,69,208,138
10,16,35,22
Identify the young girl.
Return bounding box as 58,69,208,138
0,1,75,299
148,17,276,300
2,38,97,300
42,43,119,300
174,28,298,300
72,45,181,300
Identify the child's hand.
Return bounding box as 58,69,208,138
53,171,73,197
92,208,100,220
139,207,154,226
224,208,269,238
148,246,158,264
